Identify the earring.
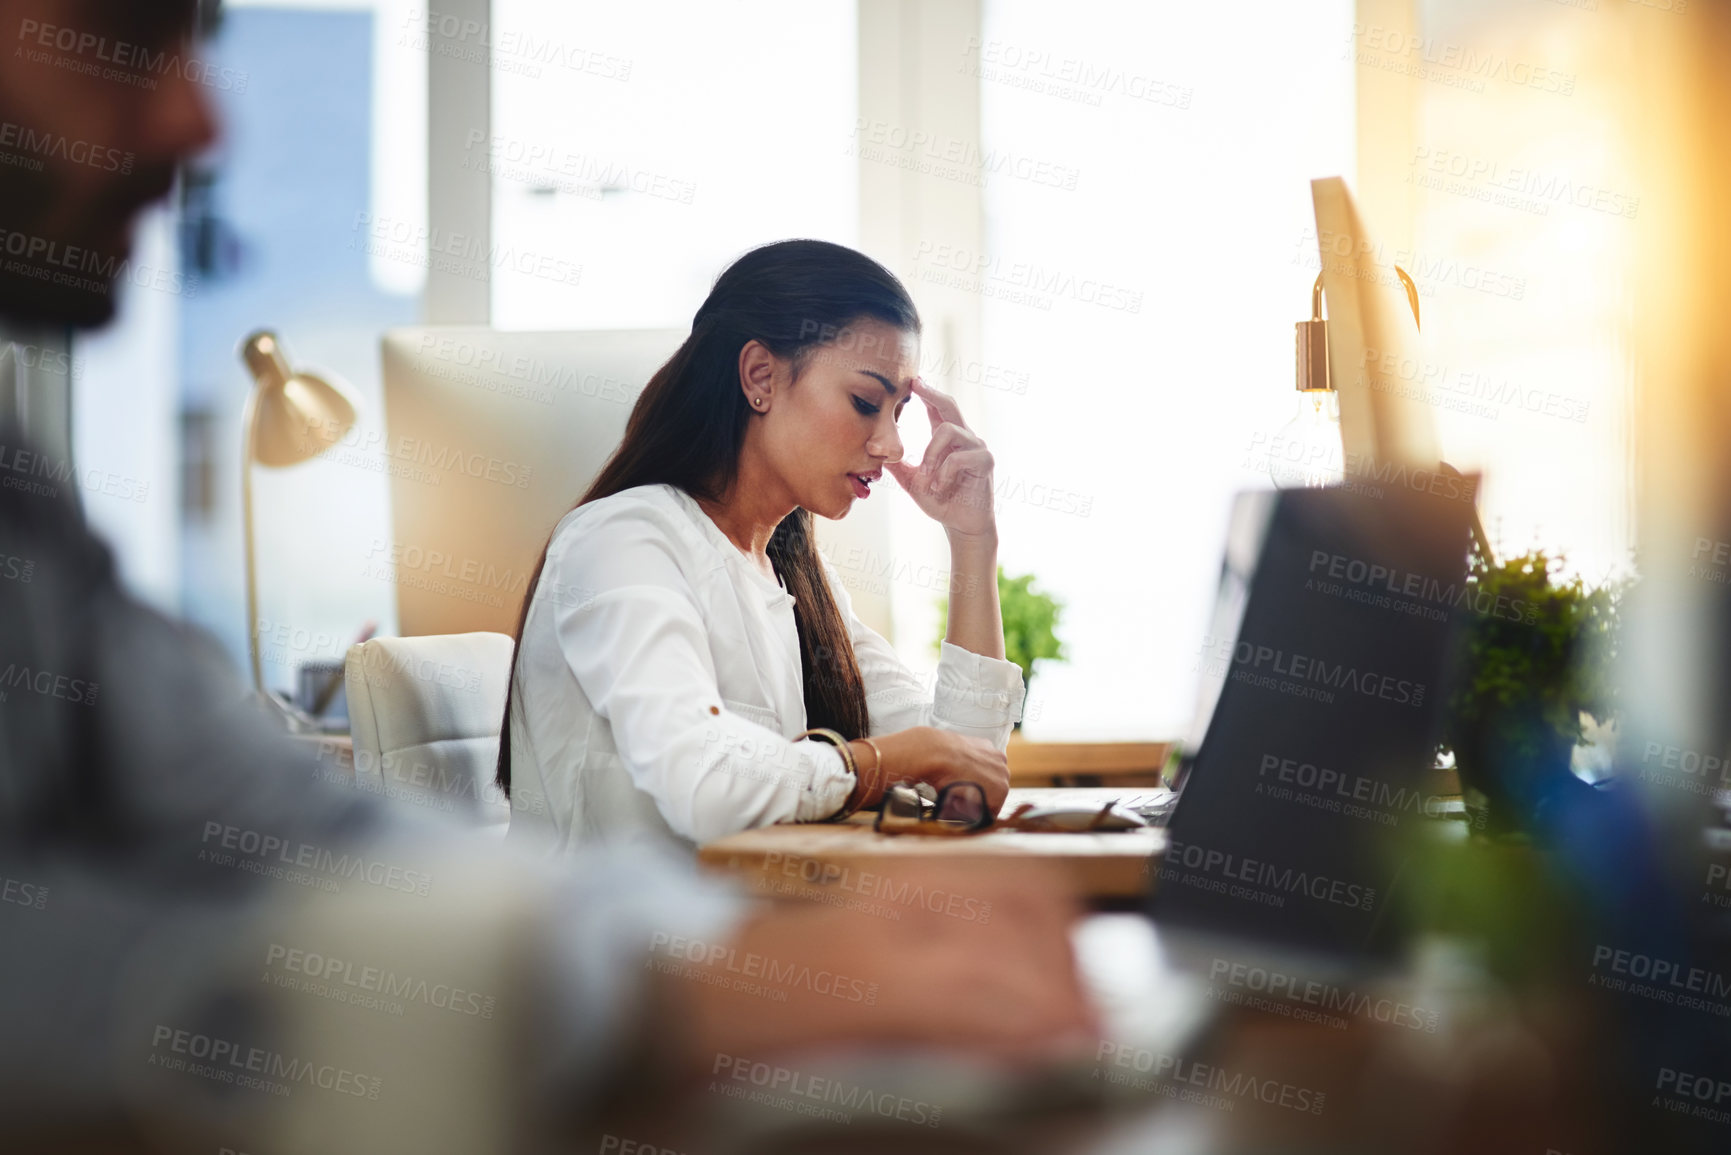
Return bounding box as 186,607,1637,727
752,397,765,408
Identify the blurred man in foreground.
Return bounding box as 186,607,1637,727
0,2,1095,1150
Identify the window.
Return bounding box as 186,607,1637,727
489,0,859,329
975,0,1357,738
170,0,422,689
1379,2,1635,583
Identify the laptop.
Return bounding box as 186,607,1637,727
1148,482,1472,961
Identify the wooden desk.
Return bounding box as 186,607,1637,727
1007,736,1172,786
699,788,1165,904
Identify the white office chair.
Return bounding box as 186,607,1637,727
344,632,514,835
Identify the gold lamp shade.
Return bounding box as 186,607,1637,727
238,329,362,706
241,330,359,465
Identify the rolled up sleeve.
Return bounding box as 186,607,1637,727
821,559,1026,751
549,508,851,843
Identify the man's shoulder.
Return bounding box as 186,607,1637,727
0,432,114,597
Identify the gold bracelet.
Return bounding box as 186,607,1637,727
796,728,860,820
857,736,885,804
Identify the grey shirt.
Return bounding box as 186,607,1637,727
0,430,744,1151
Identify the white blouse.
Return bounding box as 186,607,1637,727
504,482,1026,854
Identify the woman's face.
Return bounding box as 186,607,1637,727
742,317,917,520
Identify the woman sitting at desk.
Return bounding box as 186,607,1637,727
496,239,1026,852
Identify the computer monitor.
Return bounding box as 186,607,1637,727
1311,174,1443,473
378,327,684,636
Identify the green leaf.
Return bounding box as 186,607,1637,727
936,565,1068,686
1438,547,1631,758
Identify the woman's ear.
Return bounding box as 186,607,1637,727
738,339,778,411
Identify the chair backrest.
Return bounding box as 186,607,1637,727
344,632,514,833
379,326,684,637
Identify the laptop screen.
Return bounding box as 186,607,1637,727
1152,482,1473,959
1176,492,1277,783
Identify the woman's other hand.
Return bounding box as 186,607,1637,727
869,726,1011,817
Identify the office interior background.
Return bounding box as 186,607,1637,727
15,0,1658,740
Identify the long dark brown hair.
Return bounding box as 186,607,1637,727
496,239,920,796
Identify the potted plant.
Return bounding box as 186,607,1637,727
936,565,1066,731
1439,548,1625,833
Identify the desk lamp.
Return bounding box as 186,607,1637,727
238,330,360,728
1271,273,1345,489
1272,269,1424,490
